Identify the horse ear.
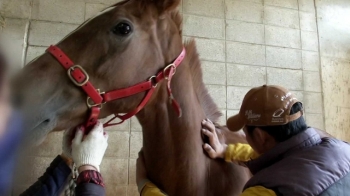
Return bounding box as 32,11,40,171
152,0,181,13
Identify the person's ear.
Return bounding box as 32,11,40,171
254,128,277,151
252,128,265,143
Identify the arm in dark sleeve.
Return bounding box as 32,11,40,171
20,155,71,196
75,170,105,196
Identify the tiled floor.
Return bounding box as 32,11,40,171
1,0,349,195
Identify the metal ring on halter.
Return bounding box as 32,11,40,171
86,89,106,108
163,63,176,80
148,76,158,88
67,65,89,87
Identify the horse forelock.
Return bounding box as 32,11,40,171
183,40,222,123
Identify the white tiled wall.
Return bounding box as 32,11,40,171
1,0,349,195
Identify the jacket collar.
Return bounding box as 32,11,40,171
245,128,321,175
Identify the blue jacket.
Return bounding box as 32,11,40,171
244,128,350,196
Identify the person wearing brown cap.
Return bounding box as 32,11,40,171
201,85,350,196
136,85,350,196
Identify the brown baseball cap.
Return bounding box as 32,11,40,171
227,85,303,132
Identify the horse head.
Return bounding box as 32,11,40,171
14,0,183,145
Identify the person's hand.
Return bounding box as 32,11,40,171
72,122,108,172
202,119,227,159
136,149,148,186
61,128,76,166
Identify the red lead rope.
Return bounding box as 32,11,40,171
47,45,186,132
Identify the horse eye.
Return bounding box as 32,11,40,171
113,22,132,35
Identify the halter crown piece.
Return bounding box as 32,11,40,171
47,45,186,132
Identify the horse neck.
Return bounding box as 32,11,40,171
136,61,209,192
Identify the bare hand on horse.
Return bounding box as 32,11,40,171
202,119,228,159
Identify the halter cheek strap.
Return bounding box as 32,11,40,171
47,45,186,132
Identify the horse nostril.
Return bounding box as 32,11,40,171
43,119,50,124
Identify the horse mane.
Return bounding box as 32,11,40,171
168,10,221,122
183,40,222,122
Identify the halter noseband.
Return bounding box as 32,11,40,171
46,45,186,131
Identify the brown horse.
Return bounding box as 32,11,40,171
15,0,250,195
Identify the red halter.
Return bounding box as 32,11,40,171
46,45,186,132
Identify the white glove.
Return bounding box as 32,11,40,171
72,122,108,172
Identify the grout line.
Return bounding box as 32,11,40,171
262,0,267,85
313,0,327,129
296,0,305,113
224,0,228,115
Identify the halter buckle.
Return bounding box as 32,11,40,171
148,76,158,88
67,65,89,87
87,89,105,108
163,64,176,80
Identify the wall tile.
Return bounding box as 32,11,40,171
299,12,317,32
105,131,130,158
84,0,123,6
264,0,298,9
321,57,350,110
303,71,322,92
202,61,226,85
29,21,79,46
302,51,320,71
306,113,325,130
30,132,63,157
183,14,225,39
131,117,142,132
267,67,303,90
26,46,46,64
266,46,302,69
128,185,139,196
226,64,266,87
106,186,127,196
291,91,304,103
265,25,301,49
227,86,251,109
299,0,315,13
226,20,264,44
32,0,85,24
225,0,263,23
227,110,240,120
206,85,226,109
226,41,265,66
301,31,319,51
183,0,224,18
218,109,227,125
0,0,32,19
130,132,143,159
85,3,107,20
325,107,350,141
128,159,136,185
304,92,323,114
100,158,128,185
12,185,32,196
190,37,225,62
0,18,28,69
31,157,55,183
317,20,350,60
264,6,299,29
